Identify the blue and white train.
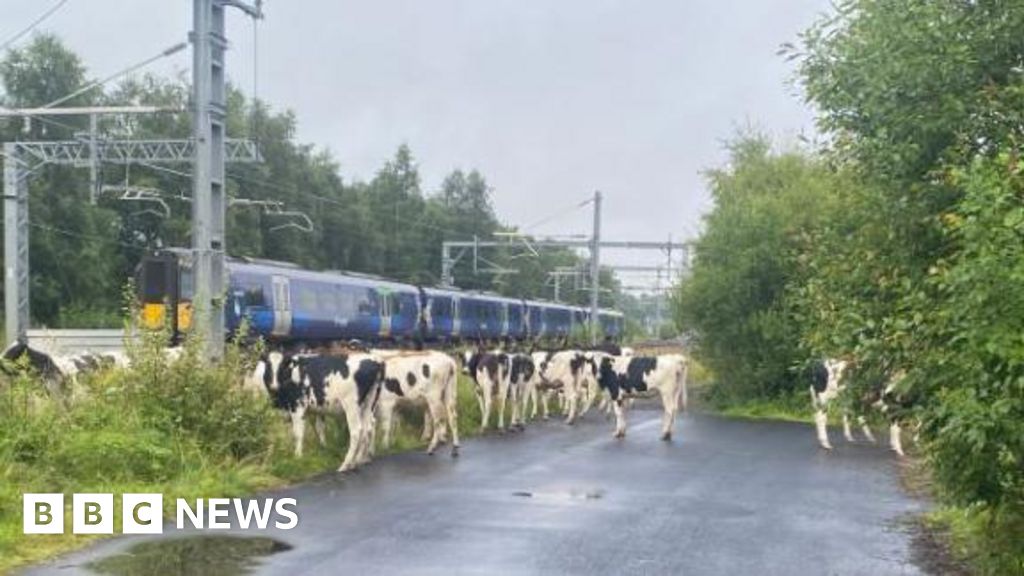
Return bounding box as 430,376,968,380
137,249,625,344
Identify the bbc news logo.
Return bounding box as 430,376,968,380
24,494,298,534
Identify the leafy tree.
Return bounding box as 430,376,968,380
675,135,840,402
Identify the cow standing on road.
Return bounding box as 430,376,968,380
596,354,688,440
507,353,535,429
535,350,591,424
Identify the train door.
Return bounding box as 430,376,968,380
270,275,292,337
452,296,461,339
422,292,434,336
379,289,393,338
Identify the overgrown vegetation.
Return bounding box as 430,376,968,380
675,1,1024,572
0,324,494,573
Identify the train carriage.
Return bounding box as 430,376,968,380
137,250,624,345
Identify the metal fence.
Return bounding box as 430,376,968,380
25,329,132,355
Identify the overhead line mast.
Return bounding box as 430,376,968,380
191,0,263,359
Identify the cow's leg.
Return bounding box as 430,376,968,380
421,409,435,443
355,403,377,466
612,398,627,438
539,390,550,419
480,385,493,432
659,386,679,441
339,404,363,472
565,387,578,425
290,407,306,457
842,413,855,442
425,398,446,455
521,383,533,424
508,384,519,428
378,399,396,450
314,414,327,447
581,379,598,416
889,421,904,456
678,365,689,413
858,415,876,443
814,408,832,450
446,388,461,457
497,380,509,431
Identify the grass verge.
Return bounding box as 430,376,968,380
0,334,494,575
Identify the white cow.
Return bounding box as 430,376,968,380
595,353,688,440
373,350,460,456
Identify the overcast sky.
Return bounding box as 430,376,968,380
4,0,830,286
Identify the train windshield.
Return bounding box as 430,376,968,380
141,260,169,303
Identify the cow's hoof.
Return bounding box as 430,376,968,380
613,431,625,439
819,444,833,451
660,433,672,442
451,446,460,458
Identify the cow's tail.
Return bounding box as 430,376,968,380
676,359,689,412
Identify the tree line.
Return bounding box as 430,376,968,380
0,34,624,329
675,1,1023,568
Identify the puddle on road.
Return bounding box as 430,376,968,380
513,489,605,501
86,536,292,576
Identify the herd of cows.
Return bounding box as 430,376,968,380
240,344,690,472
0,341,690,473
0,341,917,467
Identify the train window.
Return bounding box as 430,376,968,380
142,260,168,302
431,297,451,319
398,294,418,317
239,284,266,307
357,289,377,316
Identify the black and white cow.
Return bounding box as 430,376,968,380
809,358,911,456
525,351,556,420
1,342,128,398
535,350,591,424
265,352,385,472
463,349,513,432
374,350,461,456
596,354,688,440
507,353,535,429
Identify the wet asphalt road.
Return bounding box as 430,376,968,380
26,409,927,576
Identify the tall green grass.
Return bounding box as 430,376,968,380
0,331,512,574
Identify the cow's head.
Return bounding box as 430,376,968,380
597,356,618,388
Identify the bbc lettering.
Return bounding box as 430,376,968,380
24,494,298,534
